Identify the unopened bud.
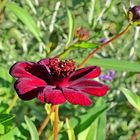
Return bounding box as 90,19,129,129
74,27,89,41
128,6,140,26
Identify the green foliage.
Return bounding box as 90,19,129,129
0,0,140,140
66,8,74,47
24,116,39,140
6,2,42,42
74,99,108,135
73,42,97,49
76,58,140,72
66,118,75,140
121,87,140,112
78,99,107,140
0,113,15,124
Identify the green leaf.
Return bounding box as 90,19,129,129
6,2,41,42
65,8,74,47
25,0,37,14
0,127,27,140
88,0,95,24
78,99,107,140
78,122,96,140
83,112,106,140
24,116,39,140
121,87,140,112
74,42,97,49
0,67,12,83
0,114,15,124
0,124,5,134
76,58,140,72
96,112,106,140
66,118,75,140
84,119,98,140
74,99,108,135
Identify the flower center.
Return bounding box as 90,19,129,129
48,57,75,87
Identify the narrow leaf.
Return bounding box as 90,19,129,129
0,124,5,134
0,114,15,124
0,127,21,140
24,116,39,140
76,58,140,72
6,3,41,42
74,42,97,49
96,112,106,140
88,0,96,25
65,8,74,47
66,118,75,140
74,101,108,135
121,87,140,112
85,119,98,140
85,99,106,140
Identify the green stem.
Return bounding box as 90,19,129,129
57,39,78,58
6,94,18,113
78,24,131,68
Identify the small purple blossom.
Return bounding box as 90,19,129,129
100,38,108,43
99,69,116,82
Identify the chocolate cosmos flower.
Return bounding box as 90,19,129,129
9,58,109,106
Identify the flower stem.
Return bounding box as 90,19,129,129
57,39,78,58
54,105,59,140
38,105,55,136
78,24,131,68
6,94,18,113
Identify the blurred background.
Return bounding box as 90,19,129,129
0,0,140,140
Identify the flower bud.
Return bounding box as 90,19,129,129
128,6,140,26
74,27,89,41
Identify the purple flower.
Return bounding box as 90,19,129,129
99,70,116,81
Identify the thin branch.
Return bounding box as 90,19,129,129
38,105,55,136
6,94,18,113
78,24,131,68
54,105,59,140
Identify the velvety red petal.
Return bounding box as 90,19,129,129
63,88,92,106
37,59,50,73
10,61,51,83
38,86,66,104
38,58,49,66
69,79,109,96
10,61,35,78
69,66,101,81
18,88,44,100
15,77,47,100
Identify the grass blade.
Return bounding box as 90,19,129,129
66,118,75,140
24,116,39,140
121,87,140,112
65,8,74,47
6,2,41,42
76,58,140,72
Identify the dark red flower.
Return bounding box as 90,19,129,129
9,57,109,106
